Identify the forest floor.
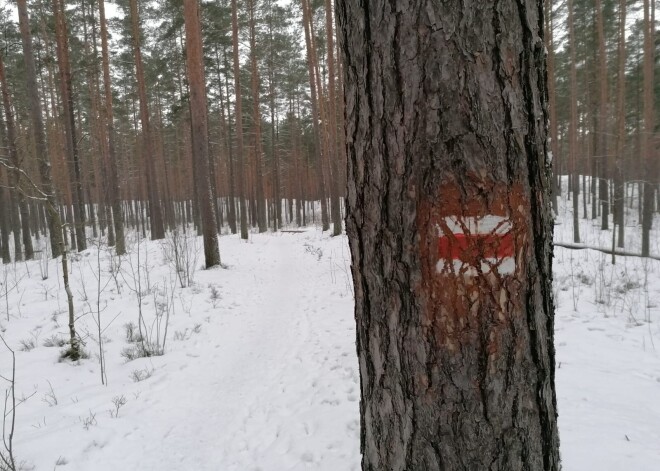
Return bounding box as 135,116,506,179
1,194,660,470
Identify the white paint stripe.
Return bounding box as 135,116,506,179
440,215,512,236
436,257,515,276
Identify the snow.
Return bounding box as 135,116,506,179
1,189,659,470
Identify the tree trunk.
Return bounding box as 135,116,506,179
545,1,559,214
266,4,281,231
232,0,249,240
615,0,626,248
82,0,106,244
595,0,609,230
325,0,342,236
248,0,267,233
0,110,12,264
641,0,655,256
568,0,580,243
53,0,87,252
183,0,221,268
0,132,22,263
338,1,561,469
99,0,126,255
301,0,329,231
16,0,62,258
221,47,237,234
129,0,165,241
0,53,33,261
0,185,8,264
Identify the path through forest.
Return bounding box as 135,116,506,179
3,224,660,470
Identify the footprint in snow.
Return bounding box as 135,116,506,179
346,419,359,434
321,398,340,406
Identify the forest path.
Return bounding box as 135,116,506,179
68,231,359,471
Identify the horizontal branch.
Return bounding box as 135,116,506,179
554,242,660,261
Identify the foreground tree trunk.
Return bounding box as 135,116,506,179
183,0,220,268
338,2,561,469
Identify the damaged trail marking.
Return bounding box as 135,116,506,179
436,215,515,276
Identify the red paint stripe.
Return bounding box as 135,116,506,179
438,233,514,259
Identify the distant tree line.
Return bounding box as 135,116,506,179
0,0,346,267
547,0,659,254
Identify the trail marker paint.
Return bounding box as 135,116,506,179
436,215,515,276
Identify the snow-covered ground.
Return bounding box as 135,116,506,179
1,191,659,470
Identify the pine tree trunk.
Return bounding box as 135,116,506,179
16,0,62,258
221,47,237,234
595,0,609,230
231,0,249,240
301,0,329,231
129,0,165,241
0,181,9,264
568,0,580,243
183,0,221,268
248,0,267,233
266,6,281,231
325,0,342,236
82,0,108,244
0,53,33,260
0,112,12,264
98,0,125,255
53,0,87,252
641,0,656,256
545,0,559,213
338,1,561,469
615,0,626,248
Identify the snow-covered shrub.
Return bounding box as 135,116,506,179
161,228,199,288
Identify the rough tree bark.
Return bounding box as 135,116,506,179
183,0,221,268
338,1,561,469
